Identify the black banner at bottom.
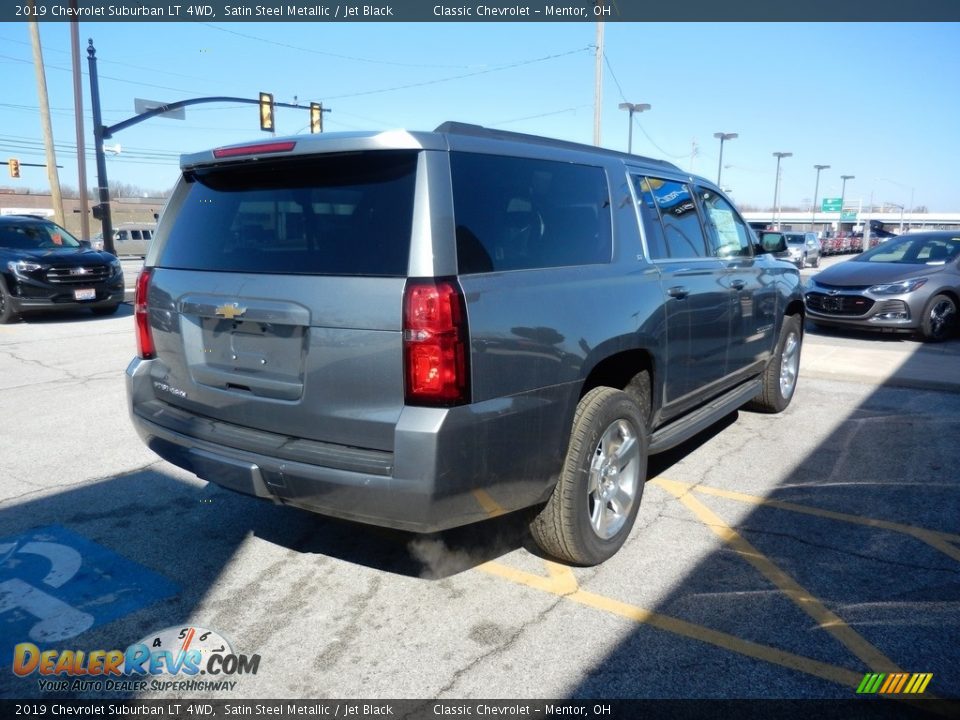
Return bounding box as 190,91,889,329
1,699,955,720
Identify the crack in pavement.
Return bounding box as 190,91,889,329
0,459,165,509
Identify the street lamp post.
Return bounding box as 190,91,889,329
885,202,905,234
713,132,737,186
812,164,830,233
618,102,650,154
772,152,792,229
876,177,915,231
840,174,854,229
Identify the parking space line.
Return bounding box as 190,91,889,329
471,489,507,518
478,560,864,688
653,478,902,673
655,479,960,563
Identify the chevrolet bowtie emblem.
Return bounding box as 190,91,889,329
214,303,246,320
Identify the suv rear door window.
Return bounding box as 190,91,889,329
632,176,708,259
451,152,612,273
158,151,418,276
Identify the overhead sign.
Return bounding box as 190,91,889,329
134,98,186,120
841,210,858,221
821,197,843,212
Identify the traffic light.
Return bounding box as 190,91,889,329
8,158,20,178
310,102,323,134
259,92,274,132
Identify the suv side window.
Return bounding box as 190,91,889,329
696,187,752,258
632,176,708,259
633,176,669,260
451,152,612,274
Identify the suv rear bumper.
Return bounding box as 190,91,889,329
127,358,573,532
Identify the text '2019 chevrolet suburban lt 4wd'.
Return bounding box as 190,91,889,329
127,123,804,566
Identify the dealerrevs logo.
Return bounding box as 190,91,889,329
12,625,260,693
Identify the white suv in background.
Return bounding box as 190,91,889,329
783,231,821,268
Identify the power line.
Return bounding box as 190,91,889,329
489,105,592,127
602,51,687,160
325,46,593,100
202,24,480,70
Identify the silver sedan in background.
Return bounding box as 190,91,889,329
805,231,959,341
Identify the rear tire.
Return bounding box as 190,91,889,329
747,314,802,413
0,277,20,324
530,387,647,566
920,293,957,342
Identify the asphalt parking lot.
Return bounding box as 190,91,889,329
0,259,958,707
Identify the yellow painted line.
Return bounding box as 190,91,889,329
471,489,507,518
917,673,933,694
653,478,902,673
658,479,960,562
544,560,579,594
480,560,578,596
478,560,864,688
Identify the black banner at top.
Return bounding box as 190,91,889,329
5,0,960,22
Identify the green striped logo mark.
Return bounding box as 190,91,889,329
857,672,933,694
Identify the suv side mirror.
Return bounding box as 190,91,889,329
79,240,91,249
758,232,787,254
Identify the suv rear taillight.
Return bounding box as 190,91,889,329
403,278,470,406
135,269,155,360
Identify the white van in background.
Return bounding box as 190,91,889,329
92,223,156,256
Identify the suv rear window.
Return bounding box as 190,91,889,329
158,151,418,276
451,152,612,273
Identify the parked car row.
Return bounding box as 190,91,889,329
820,233,863,255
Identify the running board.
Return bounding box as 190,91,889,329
648,378,763,454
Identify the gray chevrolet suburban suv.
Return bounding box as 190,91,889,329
127,123,804,566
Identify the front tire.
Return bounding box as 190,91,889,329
747,314,802,413
920,293,957,342
530,387,647,566
0,277,20,324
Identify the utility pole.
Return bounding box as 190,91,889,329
28,17,65,227
593,18,604,147
772,151,792,229
87,39,115,255
713,132,737,186
618,102,650,154
811,164,830,233
70,9,90,241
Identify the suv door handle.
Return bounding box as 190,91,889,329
730,279,746,291
667,286,689,299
